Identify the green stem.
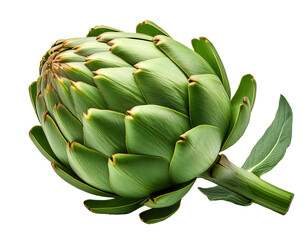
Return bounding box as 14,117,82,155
199,155,294,215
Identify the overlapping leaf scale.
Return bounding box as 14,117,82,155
153,35,216,77
125,105,190,161
67,141,113,193
94,67,147,113
85,52,132,71
108,154,170,198
188,74,231,135
70,81,108,120
82,108,126,157
145,179,195,208
169,125,223,184
108,38,167,65
134,58,189,115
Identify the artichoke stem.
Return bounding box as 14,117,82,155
199,155,294,215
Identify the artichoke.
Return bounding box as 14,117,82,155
29,20,294,224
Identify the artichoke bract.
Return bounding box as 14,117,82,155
29,20,294,224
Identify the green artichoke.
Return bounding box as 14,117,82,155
29,20,294,224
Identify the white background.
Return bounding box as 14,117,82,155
1,0,307,239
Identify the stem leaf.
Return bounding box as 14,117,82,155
198,186,252,206
242,95,293,176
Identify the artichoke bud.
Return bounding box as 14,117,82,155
30,21,239,220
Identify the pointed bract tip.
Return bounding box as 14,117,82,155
242,96,248,104
108,155,116,164
179,135,187,141
83,202,92,211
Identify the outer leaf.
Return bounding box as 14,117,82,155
55,49,86,63
97,32,153,42
188,74,231,134
94,67,146,113
231,74,256,110
82,109,126,157
36,94,47,123
67,142,113,193
139,201,181,224
52,161,114,197
53,103,84,143
169,125,223,184
29,125,59,163
192,37,231,97
62,37,96,48
42,113,69,168
242,95,293,176
108,154,170,198
73,41,109,56
84,198,144,214
70,81,107,119
153,35,215,77
44,84,61,118
85,52,131,71
221,74,256,150
109,38,166,65
134,58,189,115
145,179,195,208
221,97,251,150
87,25,121,37
53,75,77,117
29,81,37,113
57,62,95,86
136,20,171,37
198,186,252,206
125,105,190,161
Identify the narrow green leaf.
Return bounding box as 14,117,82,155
70,81,107,120
54,49,86,63
108,154,170,198
53,75,77,117
29,81,37,113
94,67,146,113
53,103,84,143
140,201,181,224
62,37,96,48
84,198,144,214
198,186,252,206
109,38,166,65
221,75,256,150
169,125,223,184
192,37,231,97
188,74,231,135
36,94,47,124
85,52,131,71
44,84,61,118
42,113,69,168
136,20,171,37
87,25,121,37
134,58,189,115
57,62,95,86
73,41,110,56
125,105,190,161
67,142,113,193
29,125,59,163
82,109,126,157
221,97,251,150
97,32,153,42
242,95,293,176
231,74,256,110
146,179,195,208
52,161,115,197
153,35,215,77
